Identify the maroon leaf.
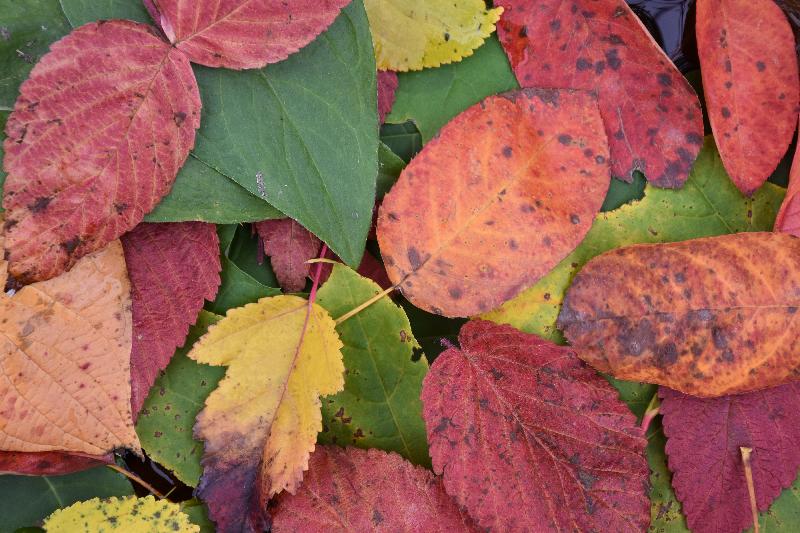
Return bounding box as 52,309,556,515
495,0,703,187
2,20,200,284
0,451,111,475
270,446,476,532
377,71,398,123
148,0,351,69
254,219,321,293
660,384,800,533
421,320,650,531
121,222,221,417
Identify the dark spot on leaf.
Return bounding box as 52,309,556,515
756,61,766,72
570,214,580,224
502,146,513,158
449,287,462,299
29,196,51,213
686,132,703,145
61,237,81,255
576,57,592,71
558,134,572,145
657,73,672,87
407,247,422,269
721,107,731,118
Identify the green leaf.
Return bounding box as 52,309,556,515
758,474,800,531
647,424,690,533
601,173,647,212
607,379,656,422
59,0,150,25
316,265,430,466
379,121,422,162
376,142,405,199
0,466,133,531
225,224,280,287
1,111,8,196
190,0,378,266
180,499,214,533
386,35,519,143
481,136,786,341
207,256,281,314
135,312,226,487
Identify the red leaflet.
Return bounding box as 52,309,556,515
122,222,221,417
254,219,321,293
421,320,649,531
148,0,350,69
2,21,200,284
377,71,398,123
660,384,800,533
697,0,799,195
775,123,800,235
270,446,475,532
495,0,703,187
0,451,110,475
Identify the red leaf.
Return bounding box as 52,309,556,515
697,0,799,196
148,0,351,69
377,71,398,123
775,124,800,235
660,384,800,533
0,451,111,475
122,222,221,417
317,247,392,290
495,0,703,187
254,219,321,293
421,320,650,531
270,446,476,532
2,21,200,284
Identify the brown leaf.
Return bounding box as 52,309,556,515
558,232,800,397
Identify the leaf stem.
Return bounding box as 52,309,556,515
335,283,398,325
640,393,661,434
740,446,759,533
106,464,165,499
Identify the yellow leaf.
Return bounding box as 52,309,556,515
0,225,139,455
188,295,344,531
43,495,198,532
365,0,502,71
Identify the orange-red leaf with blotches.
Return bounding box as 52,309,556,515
271,446,476,532
147,0,350,69
559,232,800,397
2,20,200,284
421,320,649,531
697,0,799,196
774,119,800,235
254,219,320,293
495,0,703,187
377,88,610,317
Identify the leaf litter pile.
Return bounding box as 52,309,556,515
0,0,799,531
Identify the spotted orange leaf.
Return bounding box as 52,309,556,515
697,0,799,195
2,20,200,284
377,89,610,317
558,232,800,397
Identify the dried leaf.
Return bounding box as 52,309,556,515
254,219,321,293
660,384,800,533
377,88,610,317
43,495,198,532
377,70,398,123
148,0,350,69
189,295,343,532
365,0,502,71
775,120,800,235
559,232,800,397
697,0,799,195
2,20,200,284
421,320,649,531
496,0,703,187
271,446,473,532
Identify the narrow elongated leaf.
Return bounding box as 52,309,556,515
254,219,320,292
377,71,398,123
43,495,198,532
2,20,201,283
378,89,610,317
775,121,800,235
697,0,799,195
271,446,473,532
189,296,343,532
496,0,703,187
0,451,107,475
559,232,800,397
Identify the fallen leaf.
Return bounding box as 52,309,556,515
147,0,350,69
365,0,502,71
775,120,800,235
496,0,703,187
660,384,800,533
43,495,198,532
271,446,473,532
254,219,321,293
122,222,221,417
646,425,689,532
377,71,398,123
482,136,785,341
317,247,392,290
776,0,800,59
559,232,800,397
377,88,610,317
421,319,649,531
2,20,200,284
696,0,799,195
0,451,108,476
189,295,343,532
316,265,429,465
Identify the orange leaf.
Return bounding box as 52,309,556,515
377,89,610,317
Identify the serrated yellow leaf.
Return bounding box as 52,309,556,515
365,0,502,71
188,295,344,531
43,495,198,532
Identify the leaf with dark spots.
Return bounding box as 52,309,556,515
377,71,398,123
254,218,321,293
121,222,221,418
558,232,800,397
378,88,610,317
660,384,800,533
271,446,475,532
697,0,799,196
2,20,200,283
495,0,703,188
421,320,649,531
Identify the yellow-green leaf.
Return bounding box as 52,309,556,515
365,0,502,71
43,496,197,532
